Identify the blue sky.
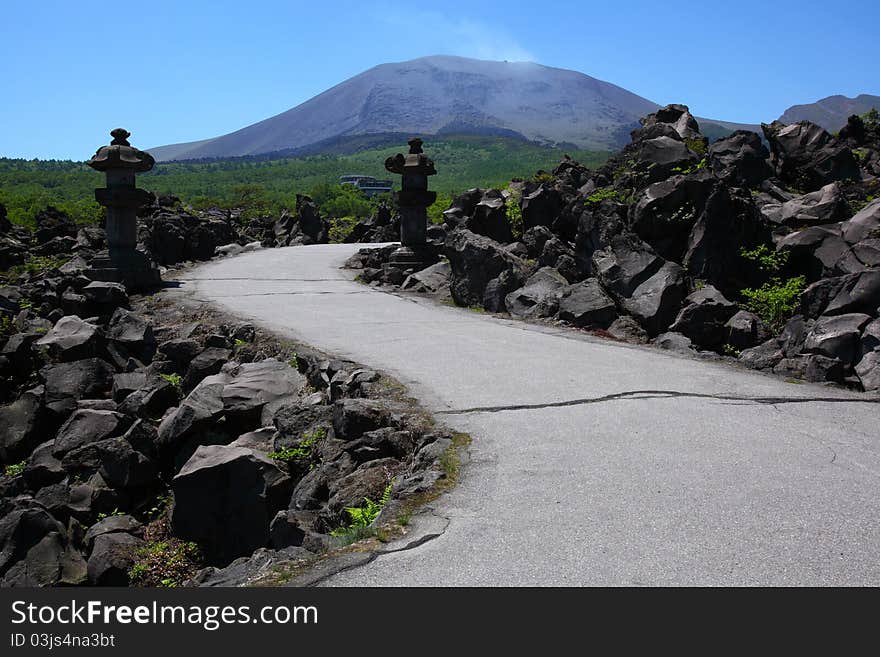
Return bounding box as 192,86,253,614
1,0,877,159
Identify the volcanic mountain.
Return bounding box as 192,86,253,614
149,55,754,161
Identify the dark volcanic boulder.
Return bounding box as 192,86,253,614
61,436,156,490
521,183,563,231
444,229,529,310
593,235,687,335
683,185,768,295
630,172,714,261
771,184,850,228
636,136,700,183
762,120,860,191
401,261,451,294
172,444,282,565
0,503,87,587
725,310,770,351
157,373,229,447
35,315,102,362
708,130,772,187
221,359,306,423
556,278,618,328
52,409,129,458
87,532,144,586
505,267,568,319
855,350,880,391
469,190,514,244
802,313,872,365
332,399,391,440
107,308,156,359
0,388,45,464
42,358,114,419
274,195,328,246
183,347,231,389
669,285,738,349
82,281,129,309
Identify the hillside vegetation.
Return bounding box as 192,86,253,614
0,135,609,227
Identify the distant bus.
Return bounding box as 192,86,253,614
339,174,393,197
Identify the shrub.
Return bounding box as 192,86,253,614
684,138,708,157
128,539,203,588
327,215,359,243
740,244,789,273
585,186,622,206
505,187,523,239
741,276,806,329
3,461,26,477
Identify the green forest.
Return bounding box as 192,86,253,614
0,135,609,227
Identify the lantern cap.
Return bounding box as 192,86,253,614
88,128,155,173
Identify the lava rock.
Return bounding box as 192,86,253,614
803,313,872,364
708,130,772,187
505,267,568,319
444,229,529,310
556,278,618,328
42,358,114,419
52,409,129,458
669,285,738,349
0,388,45,463
87,532,144,586
35,315,102,362
725,310,770,351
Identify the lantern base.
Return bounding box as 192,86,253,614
388,244,437,272
86,249,162,292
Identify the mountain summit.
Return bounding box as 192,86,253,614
151,55,669,161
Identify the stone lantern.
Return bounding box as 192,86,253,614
384,137,437,269
86,128,161,290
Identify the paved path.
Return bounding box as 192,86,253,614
182,244,880,585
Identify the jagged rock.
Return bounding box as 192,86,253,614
654,332,695,354
669,285,738,349
0,388,44,463
634,104,705,144
221,359,306,424
35,315,102,362
739,339,784,370
332,399,391,440
112,372,148,402
172,445,278,565
42,358,114,419
469,189,514,243
820,271,880,316
52,409,129,458
192,545,316,586
327,461,394,518
83,515,142,552
157,373,229,447
505,267,568,319
630,173,714,261
87,532,144,586
61,436,156,490
556,278,617,328
683,186,768,296
1,331,41,373
444,229,529,310
22,441,65,489
803,354,846,383
117,378,178,420
521,183,563,231
855,350,880,391
442,188,484,229
708,130,772,187
725,310,770,351
861,319,880,355
107,308,155,357
770,183,850,227
82,281,129,308
157,338,201,365
636,136,700,183
803,313,872,364
593,235,687,335
0,503,87,587
607,315,649,343
272,402,333,446
522,225,554,259
183,347,231,389
763,120,860,191
401,261,451,294
274,195,328,246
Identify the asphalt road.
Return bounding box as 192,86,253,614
183,244,880,585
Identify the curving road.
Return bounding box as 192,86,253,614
182,244,880,586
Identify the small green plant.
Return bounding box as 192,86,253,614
159,372,182,389
532,172,556,184
671,158,707,175
267,427,326,465
585,186,622,206
684,138,708,157
721,344,741,358
330,482,393,543
0,315,14,339
505,187,523,240
234,338,248,348
741,276,806,330
128,540,202,588
3,461,26,477
287,352,299,369
147,493,172,519
96,507,125,521
740,244,789,273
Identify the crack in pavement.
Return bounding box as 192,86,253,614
179,277,346,282
193,290,372,299
438,389,879,415
304,510,452,587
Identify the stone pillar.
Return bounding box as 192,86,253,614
86,129,161,291
385,138,438,270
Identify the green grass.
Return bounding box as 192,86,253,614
267,427,326,465
3,461,26,477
